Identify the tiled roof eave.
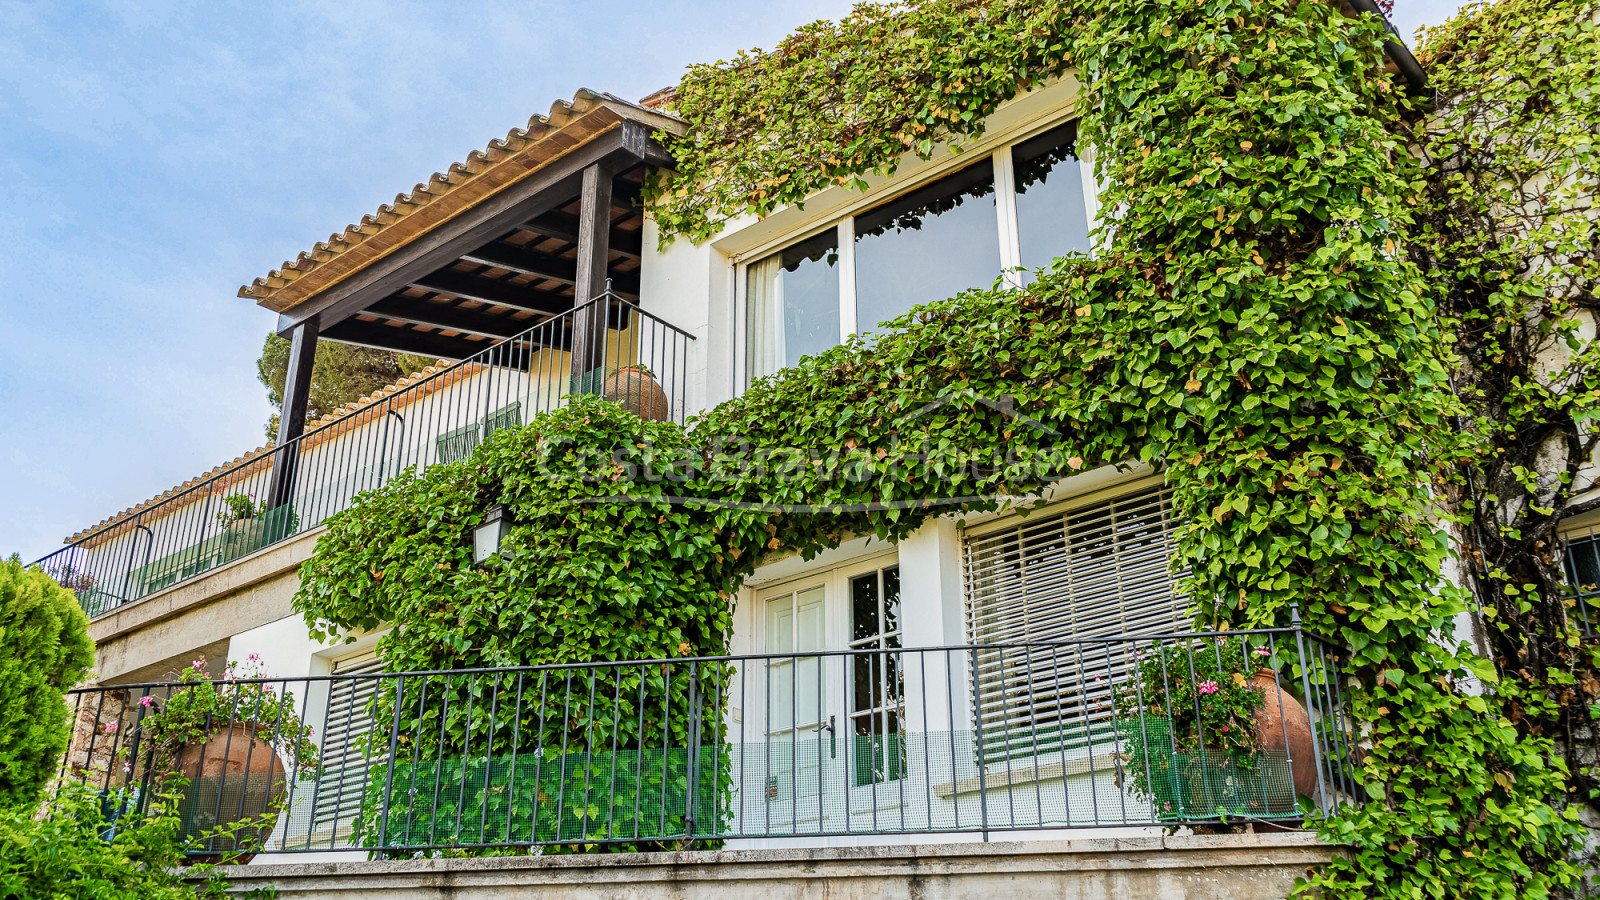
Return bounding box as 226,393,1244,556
239,89,685,315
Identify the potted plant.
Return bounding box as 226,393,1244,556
602,364,670,422
140,655,319,860
1115,639,1311,820
216,492,266,561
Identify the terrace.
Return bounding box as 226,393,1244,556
36,92,694,619
61,625,1355,859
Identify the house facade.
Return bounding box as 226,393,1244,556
37,29,1446,895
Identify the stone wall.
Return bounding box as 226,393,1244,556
209,833,1340,900
63,686,131,782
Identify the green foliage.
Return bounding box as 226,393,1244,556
0,557,95,811
1407,1,1600,881
0,782,240,900
256,333,434,438
296,400,741,853
646,0,1079,244
300,0,1599,893
215,493,264,528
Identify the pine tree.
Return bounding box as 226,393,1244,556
256,334,435,438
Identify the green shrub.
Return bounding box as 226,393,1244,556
0,782,237,899
0,556,95,810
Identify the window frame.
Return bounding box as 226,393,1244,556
734,116,1098,390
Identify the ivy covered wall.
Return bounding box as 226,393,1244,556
296,0,1600,895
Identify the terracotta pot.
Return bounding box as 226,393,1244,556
222,518,266,561
1249,669,1318,799
172,723,287,862
602,367,670,422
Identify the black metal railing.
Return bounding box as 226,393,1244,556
60,628,1356,855
35,293,695,618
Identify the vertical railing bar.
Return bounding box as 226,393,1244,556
1073,643,1102,826
1104,643,1130,825
555,670,574,843
426,675,452,848
969,646,989,841
379,675,407,850
345,670,386,851
1181,639,1208,820
579,669,599,840
506,673,525,846
633,666,646,841
1048,644,1071,823
918,650,932,831
478,671,502,844
404,674,431,848
1127,641,1160,823
658,662,671,839
1290,605,1330,814
686,659,701,842
532,670,549,845
1021,644,1044,827
606,666,623,842
993,644,1017,828
452,673,477,846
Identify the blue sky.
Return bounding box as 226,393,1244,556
0,0,1466,563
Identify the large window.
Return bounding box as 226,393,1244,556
742,120,1094,384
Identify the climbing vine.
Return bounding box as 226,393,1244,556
1407,2,1600,886
297,0,1600,894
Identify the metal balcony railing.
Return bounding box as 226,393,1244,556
33,293,694,619
60,627,1356,856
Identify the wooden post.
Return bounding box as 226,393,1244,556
569,161,613,390
266,319,319,511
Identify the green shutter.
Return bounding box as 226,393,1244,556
482,402,523,439
435,423,481,464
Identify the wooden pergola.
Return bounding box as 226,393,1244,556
238,91,683,508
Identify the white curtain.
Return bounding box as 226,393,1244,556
745,255,785,383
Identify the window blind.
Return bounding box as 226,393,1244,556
961,485,1186,756
309,649,384,844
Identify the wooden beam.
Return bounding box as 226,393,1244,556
321,318,487,361
365,296,530,340
267,320,319,510
463,243,643,295
460,243,578,285
409,270,572,314
519,211,644,260
571,162,613,384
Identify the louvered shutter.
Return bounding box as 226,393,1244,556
961,485,1186,757
309,649,384,845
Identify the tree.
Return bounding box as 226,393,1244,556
256,334,435,438
0,556,95,810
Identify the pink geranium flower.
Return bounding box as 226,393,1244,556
1197,680,1219,695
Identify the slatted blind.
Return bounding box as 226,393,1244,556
962,485,1186,756
310,649,384,842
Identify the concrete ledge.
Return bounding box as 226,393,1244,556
89,527,323,683
212,833,1341,899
